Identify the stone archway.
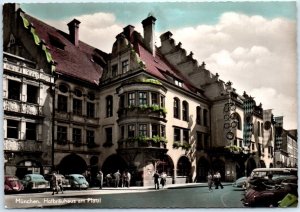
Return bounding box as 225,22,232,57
197,157,210,182
16,160,43,179
246,157,257,176
102,154,128,175
177,156,191,183
156,154,174,176
58,154,87,175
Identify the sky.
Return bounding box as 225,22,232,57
18,1,297,129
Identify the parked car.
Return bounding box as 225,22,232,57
65,174,89,190
44,174,71,190
232,176,247,189
4,176,24,193
21,174,50,192
243,176,298,207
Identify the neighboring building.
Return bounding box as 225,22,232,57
3,4,54,178
3,4,292,185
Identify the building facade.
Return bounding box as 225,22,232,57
3,4,296,185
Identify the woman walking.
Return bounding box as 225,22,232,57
207,172,213,192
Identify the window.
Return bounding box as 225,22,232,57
72,128,82,144
7,120,19,139
196,107,201,125
112,64,118,77
26,123,36,140
203,109,208,126
27,85,38,104
151,93,158,105
122,60,129,73
173,98,180,119
128,93,136,106
161,125,166,137
183,129,189,143
160,96,165,107
182,101,189,121
57,95,67,112
237,114,242,130
74,89,82,97
196,132,203,150
128,125,135,138
139,124,147,137
106,96,113,117
139,92,147,105
152,124,159,137
86,130,95,145
8,80,21,101
73,99,82,115
87,92,95,101
257,121,261,137
252,143,255,151
87,102,95,118
58,84,68,93
174,128,181,142
174,79,183,87
105,128,113,144
120,126,125,139
204,134,209,149
119,95,125,109
261,123,264,137
57,126,67,142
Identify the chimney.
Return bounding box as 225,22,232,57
141,15,156,55
67,19,81,47
123,25,135,43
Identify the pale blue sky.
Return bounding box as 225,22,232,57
21,2,296,31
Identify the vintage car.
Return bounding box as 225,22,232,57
243,176,298,207
4,176,24,193
21,174,50,192
232,176,247,189
44,173,71,189
65,174,89,189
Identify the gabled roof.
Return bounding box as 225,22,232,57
23,13,108,85
133,37,203,96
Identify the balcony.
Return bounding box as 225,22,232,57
118,136,167,149
118,105,167,122
55,111,99,125
4,139,42,152
3,59,54,83
3,99,43,116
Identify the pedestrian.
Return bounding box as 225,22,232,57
97,170,103,189
153,171,160,190
114,170,121,188
126,171,131,188
51,172,59,195
160,172,167,188
214,171,223,189
57,174,64,194
207,172,213,192
106,173,112,187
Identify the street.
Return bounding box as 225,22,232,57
4,185,245,208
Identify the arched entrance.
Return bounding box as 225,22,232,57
58,154,87,175
212,159,225,181
246,157,257,176
102,154,128,175
156,154,174,177
197,157,210,182
16,160,43,179
177,156,191,181
270,163,274,168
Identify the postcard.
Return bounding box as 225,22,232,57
2,1,298,209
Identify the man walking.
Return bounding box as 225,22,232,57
153,171,160,190
114,170,121,188
214,171,223,189
207,171,213,192
51,172,58,195
97,170,103,189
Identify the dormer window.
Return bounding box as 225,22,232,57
112,64,118,77
122,60,129,73
174,79,183,87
